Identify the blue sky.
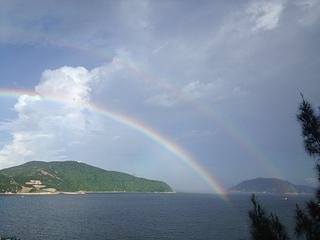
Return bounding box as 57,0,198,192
0,0,320,192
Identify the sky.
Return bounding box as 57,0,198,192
0,0,319,193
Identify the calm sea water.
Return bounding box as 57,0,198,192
0,193,311,240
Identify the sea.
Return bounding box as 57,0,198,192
0,193,312,240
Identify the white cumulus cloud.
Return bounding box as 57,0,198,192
36,66,92,103
0,65,101,168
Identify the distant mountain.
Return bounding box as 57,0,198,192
230,178,314,194
0,161,173,193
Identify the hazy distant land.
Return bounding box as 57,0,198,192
229,177,314,194
0,161,173,194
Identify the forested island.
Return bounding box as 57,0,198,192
0,161,173,194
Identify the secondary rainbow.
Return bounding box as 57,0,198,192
13,32,281,179
0,88,228,200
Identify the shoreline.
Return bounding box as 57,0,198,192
0,191,176,196
227,191,314,196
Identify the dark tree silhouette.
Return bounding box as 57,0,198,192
247,96,320,240
295,96,320,240
248,194,290,240
297,96,320,157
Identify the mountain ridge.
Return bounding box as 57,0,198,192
229,177,314,194
0,161,173,193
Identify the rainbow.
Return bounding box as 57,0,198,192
10,32,281,180
0,88,228,200
117,68,283,178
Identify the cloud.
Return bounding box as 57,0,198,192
0,65,100,167
146,81,215,107
1,0,318,190
247,1,284,31
145,94,176,107
0,50,178,169
295,0,318,9
146,80,246,107
118,0,150,30
36,66,92,103
181,81,215,100
0,1,152,51
294,0,320,25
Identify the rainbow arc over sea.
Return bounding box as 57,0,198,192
0,88,228,200
3,32,280,185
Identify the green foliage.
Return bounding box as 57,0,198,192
297,95,320,157
248,194,290,240
295,97,320,240
247,96,320,240
0,173,21,193
0,236,19,240
0,161,173,193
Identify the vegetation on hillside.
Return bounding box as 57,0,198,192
0,161,173,193
0,174,21,193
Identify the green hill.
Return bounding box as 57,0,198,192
0,161,173,193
